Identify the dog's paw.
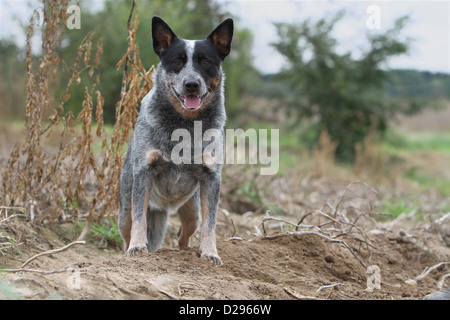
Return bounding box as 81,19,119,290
199,249,223,266
126,246,148,256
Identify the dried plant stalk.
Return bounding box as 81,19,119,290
0,0,153,239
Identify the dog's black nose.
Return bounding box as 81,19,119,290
184,80,200,93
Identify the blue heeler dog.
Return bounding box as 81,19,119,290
118,16,233,265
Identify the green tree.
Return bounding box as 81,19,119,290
271,11,420,162
56,0,255,123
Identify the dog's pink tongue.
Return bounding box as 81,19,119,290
184,95,201,109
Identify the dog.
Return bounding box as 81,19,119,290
118,16,233,266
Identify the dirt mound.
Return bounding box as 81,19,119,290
1,174,449,300
1,219,448,300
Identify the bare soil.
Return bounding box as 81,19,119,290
1,199,449,300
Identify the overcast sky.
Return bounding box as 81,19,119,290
1,0,449,74
220,0,450,74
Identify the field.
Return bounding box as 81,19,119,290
1,106,449,300
0,1,449,301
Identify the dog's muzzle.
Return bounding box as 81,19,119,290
171,86,209,110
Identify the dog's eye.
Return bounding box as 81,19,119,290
173,59,182,66
201,59,210,67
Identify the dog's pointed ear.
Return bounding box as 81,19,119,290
152,16,177,56
207,18,234,60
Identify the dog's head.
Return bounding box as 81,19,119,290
152,16,233,116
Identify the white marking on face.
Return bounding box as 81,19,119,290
171,40,206,97
182,40,196,82
185,40,195,64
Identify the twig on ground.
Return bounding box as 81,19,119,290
260,220,267,236
433,212,450,225
0,207,26,222
178,282,199,296
145,279,177,299
332,232,381,251
226,237,243,241
20,241,85,268
297,212,312,225
1,263,81,275
437,273,450,289
262,215,319,232
314,209,367,238
317,283,349,299
284,287,319,300
230,218,236,237
0,214,21,225
0,206,25,213
317,283,348,293
415,262,450,283
315,209,342,225
1,268,68,275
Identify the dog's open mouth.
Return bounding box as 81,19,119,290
172,86,209,110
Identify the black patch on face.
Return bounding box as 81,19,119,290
159,38,188,74
192,40,222,89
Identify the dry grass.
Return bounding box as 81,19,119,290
309,129,394,187
354,129,389,183
0,0,153,239
311,130,338,177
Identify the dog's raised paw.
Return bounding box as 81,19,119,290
127,246,148,256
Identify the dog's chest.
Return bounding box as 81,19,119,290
149,163,199,214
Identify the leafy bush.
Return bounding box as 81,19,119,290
271,11,424,162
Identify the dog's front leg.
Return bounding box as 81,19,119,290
127,168,150,256
199,172,222,266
